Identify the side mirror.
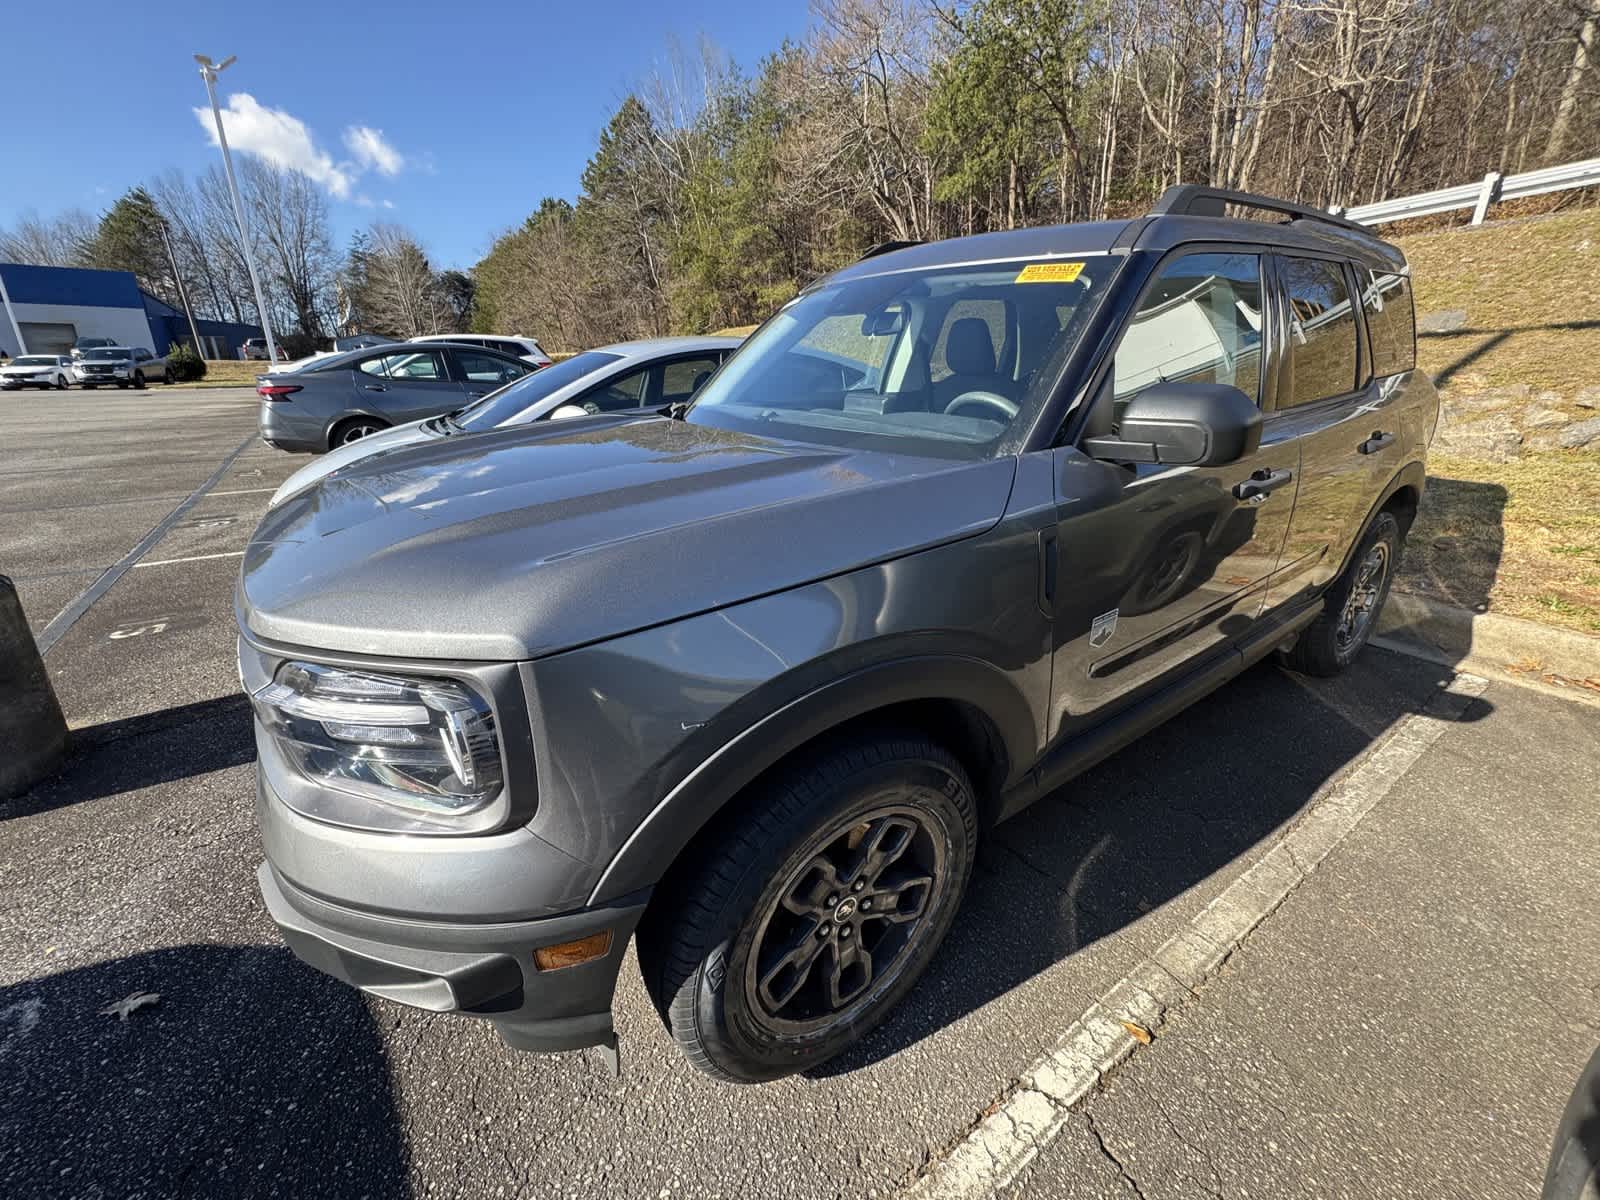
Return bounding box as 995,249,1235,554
549,404,589,421
1082,382,1261,468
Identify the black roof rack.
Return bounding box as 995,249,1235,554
1149,185,1369,234
858,239,923,261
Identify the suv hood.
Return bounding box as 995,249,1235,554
240,416,1016,660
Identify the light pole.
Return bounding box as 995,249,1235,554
194,53,279,366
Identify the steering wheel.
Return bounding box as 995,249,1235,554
943,390,1019,422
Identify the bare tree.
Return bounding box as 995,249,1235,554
0,210,97,267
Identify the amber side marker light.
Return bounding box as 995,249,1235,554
533,931,613,971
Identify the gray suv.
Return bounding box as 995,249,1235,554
238,187,1433,1082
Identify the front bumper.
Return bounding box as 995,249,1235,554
259,862,648,1052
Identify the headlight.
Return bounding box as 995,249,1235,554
251,661,503,829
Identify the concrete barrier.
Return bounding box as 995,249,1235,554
0,576,69,799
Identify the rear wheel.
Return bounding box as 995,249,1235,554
55,374,68,390
133,372,146,390
638,731,977,1083
1281,510,1401,676
329,417,388,449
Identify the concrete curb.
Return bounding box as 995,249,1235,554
1375,591,1600,699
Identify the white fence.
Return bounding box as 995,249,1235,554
1333,157,1600,227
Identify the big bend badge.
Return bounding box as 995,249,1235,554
1090,608,1119,648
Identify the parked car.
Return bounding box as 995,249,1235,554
333,333,389,353
73,346,166,389
266,336,740,505
242,337,273,360
412,332,553,369
69,336,118,360
255,341,537,452
0,354,74,391
239,186,1432,1083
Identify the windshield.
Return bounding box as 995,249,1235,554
686,256,1112,457
83,348,132,361
452,350,622,432
13,357,56,366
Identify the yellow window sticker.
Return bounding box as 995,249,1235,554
1015,261,1084,284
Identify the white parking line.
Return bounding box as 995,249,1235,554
902,671,1491,1200
208,487,279,497
133,550,247,569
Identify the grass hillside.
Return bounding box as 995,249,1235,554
1397,209,1600,394
1393,208,1600,636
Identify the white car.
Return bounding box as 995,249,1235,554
411,333,553,369
268,335,740,507
0,354,74,390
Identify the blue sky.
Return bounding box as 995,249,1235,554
0,0,810,269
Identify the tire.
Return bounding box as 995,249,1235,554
55,374,68,390
637,731,978,1083
133,372,146,390
329,417,388,449
1281,510,1402,677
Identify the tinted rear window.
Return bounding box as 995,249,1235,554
1362,269,1416,377
1280,257,1359,407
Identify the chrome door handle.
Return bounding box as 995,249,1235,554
1233,467,1294,502
1359,431,1395,454
363,383,387,392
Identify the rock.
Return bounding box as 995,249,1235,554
1576,385,1600,410
1434,412,1524,462
1558,417,1600,450
1535,390,1564,405
1443,384,1530,412
1521,405,1568,430
1526,430,1564,452
1417,309,1467,334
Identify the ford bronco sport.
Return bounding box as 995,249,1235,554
239,186,1432,1082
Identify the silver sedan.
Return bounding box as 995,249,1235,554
267,335,741,508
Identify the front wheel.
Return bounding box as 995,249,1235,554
1281,510,1401,676
133,372,146,390
638,731,977,1083
56,374,68,390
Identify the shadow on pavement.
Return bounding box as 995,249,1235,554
810,652,1493,1077
0,944,409,1198
2,694,253,820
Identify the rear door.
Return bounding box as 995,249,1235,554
1048,248,1299,723
1262,255,1385,610
353,349,462,422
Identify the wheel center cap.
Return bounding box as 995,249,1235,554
833,897,858,922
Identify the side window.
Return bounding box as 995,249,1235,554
360,351,446,381
457,351,528,385
930,299,1006,382
1280,257,1359,406
659,356,721,404
1362,268,1416,377
576,366,648,412
1113,251,1264,405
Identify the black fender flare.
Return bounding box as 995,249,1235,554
585,655,1038,906
1333,458,1426,581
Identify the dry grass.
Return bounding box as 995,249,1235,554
1397,453,1600,634
162,360,266,389
1394,208,1600,394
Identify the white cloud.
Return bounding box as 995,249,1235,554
381,199,396,210
344,126,404,176
194,93,354,197
353,193,375,208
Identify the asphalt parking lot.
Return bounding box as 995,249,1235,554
2,390,1597,1199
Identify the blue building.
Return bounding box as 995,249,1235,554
0,262,262,360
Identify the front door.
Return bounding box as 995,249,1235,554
1048,249,1298,737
